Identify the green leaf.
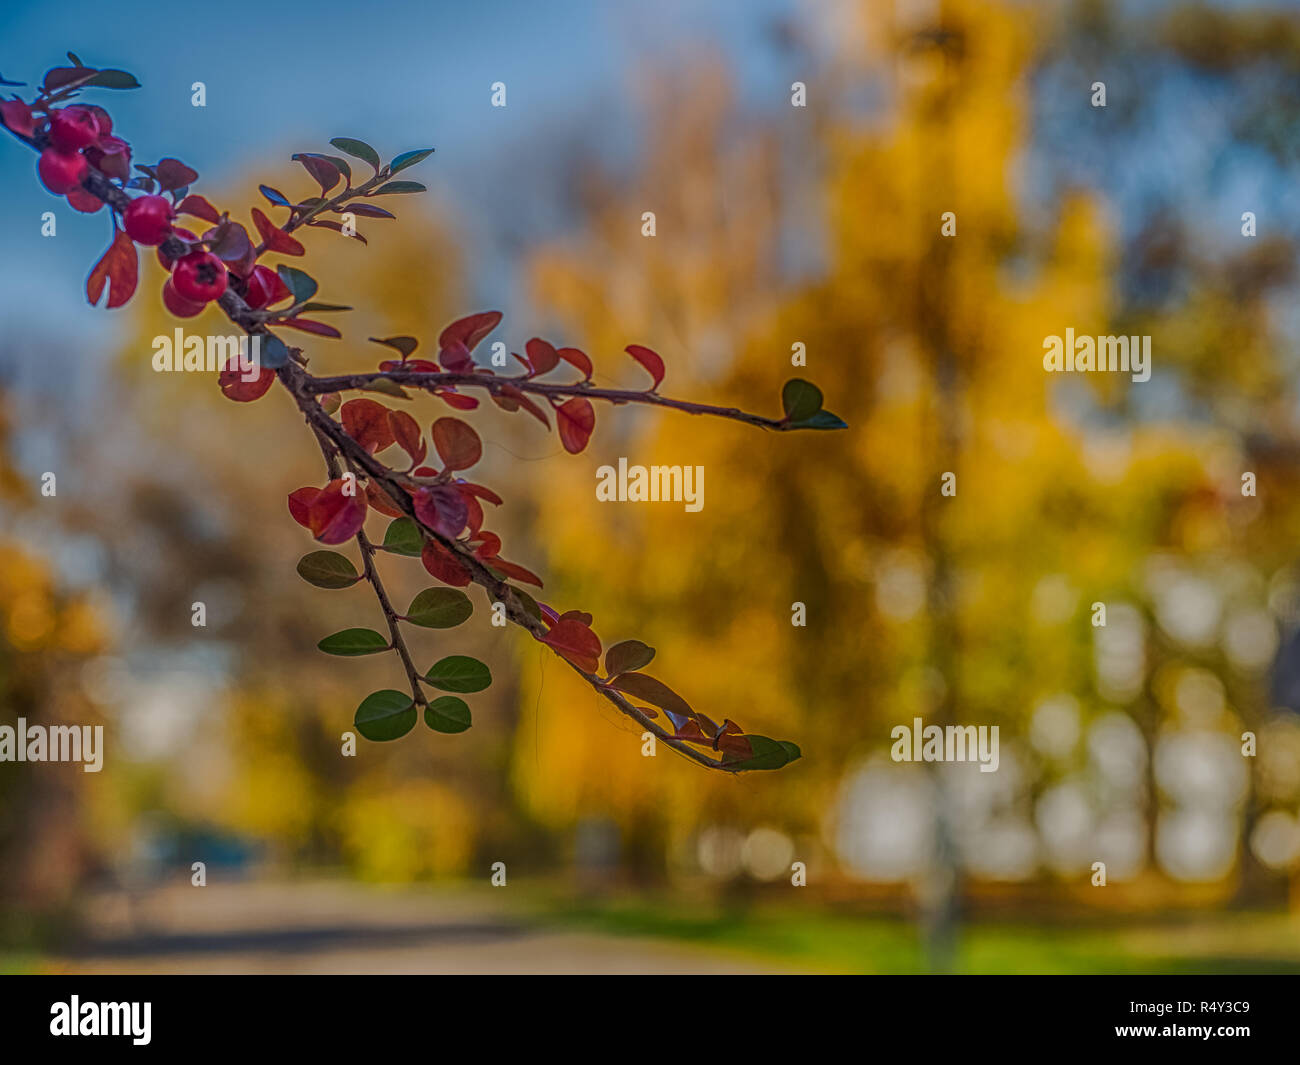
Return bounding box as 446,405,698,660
787,409,847,431
260,333,292,370
382,517,423,557
781,378,823,422
513,588,543,623
372,180,427,196
277,265,318,305
318,628,390,656
298,301,352,314
354,689,417,741
330,137,382,173
405,587,473,628
365,378,410,400
424,695,471,734
296,551,360,589
724,736,802,772
425,655,491,693
604,639,656,677
85,69,140,89
389,148,435,174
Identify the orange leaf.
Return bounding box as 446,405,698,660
86,228,138,309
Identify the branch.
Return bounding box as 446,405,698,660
280,364,742,771
4,81,815,773
304,370,793,431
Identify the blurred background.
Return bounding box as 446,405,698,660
3,0,1300,974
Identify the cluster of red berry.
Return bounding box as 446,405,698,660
36,103,284,317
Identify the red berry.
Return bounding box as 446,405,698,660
163,277,206,318
47,106,101,152
37,148,88,195
66,186,103,213
172,250,228,304
242,265,283,309
157,226,197,270
123,194,174,246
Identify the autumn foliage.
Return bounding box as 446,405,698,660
1,54,846,772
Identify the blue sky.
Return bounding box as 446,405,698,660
0,0,799,340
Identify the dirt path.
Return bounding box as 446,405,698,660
45,879,791,975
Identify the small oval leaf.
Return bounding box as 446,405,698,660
354,689,417,741
604,639,656,677
318,628,390,656
425,655,491,693
296,550,360,589
424,695,472,734
405,587,473,628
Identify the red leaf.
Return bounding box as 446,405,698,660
365,480,405,517
281,317,341,338
432,417,482,471
387,409,425,465
86,136,131,182
154,157,198,192
557,397,595,454
435,388,480,411
380,358,440,373
177,194,221,223
558,609,594,625
456,481,503,505
461,492,485,536
488,556,543,587
293,153,342,193
413,485,469,538
557,346,592,378
438,311,502,354
0,99,35,138
218,356,276,401
251,207,305,256
439,339,476,372
470,530,501,557
306,478,368,544
66,186,103,214
421,539,473,587
524,337,560,375
288,487,320,528
540,618,602,672
86,228,138,309
625,344,665,390
341,398,396,454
